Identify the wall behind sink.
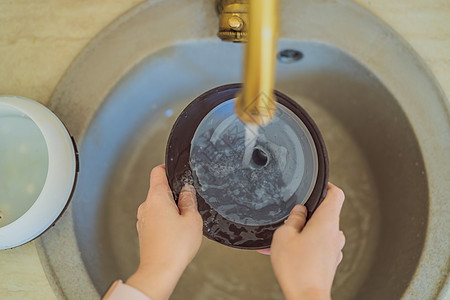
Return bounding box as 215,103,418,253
0,1,449,300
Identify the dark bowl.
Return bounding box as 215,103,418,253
165,83,328,249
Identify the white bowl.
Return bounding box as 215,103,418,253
0,96,78,249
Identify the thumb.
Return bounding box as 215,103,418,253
284,205,307,231
308,183,345,228
178,184,198,215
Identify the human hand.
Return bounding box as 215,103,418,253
269,183,346,300
126,165,203,300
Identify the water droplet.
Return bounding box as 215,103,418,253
165,109,173,117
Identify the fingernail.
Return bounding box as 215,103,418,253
180,184,197,207
181,184,196,194
291,205,307,215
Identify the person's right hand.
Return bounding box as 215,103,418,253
270,183,346,300
126,165,203,300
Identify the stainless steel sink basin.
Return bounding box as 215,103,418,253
36,0,450,299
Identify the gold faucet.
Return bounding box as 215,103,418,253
217,0,279,126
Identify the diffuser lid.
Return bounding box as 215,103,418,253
190,98,318,226
0,96,78,250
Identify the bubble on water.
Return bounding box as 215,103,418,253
180,170,194,186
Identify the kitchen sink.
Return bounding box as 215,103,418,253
36,0,450,299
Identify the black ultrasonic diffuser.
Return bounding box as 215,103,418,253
165,84,328,249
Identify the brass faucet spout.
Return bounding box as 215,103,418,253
217,0,279,126
237,0,278,125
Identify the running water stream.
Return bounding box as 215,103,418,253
242,124,260,167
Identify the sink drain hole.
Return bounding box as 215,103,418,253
277,49,304,63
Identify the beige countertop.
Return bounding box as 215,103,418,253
0,1,449,299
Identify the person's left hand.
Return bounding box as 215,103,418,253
126,164,203,300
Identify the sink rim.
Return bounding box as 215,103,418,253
36,0,450,299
